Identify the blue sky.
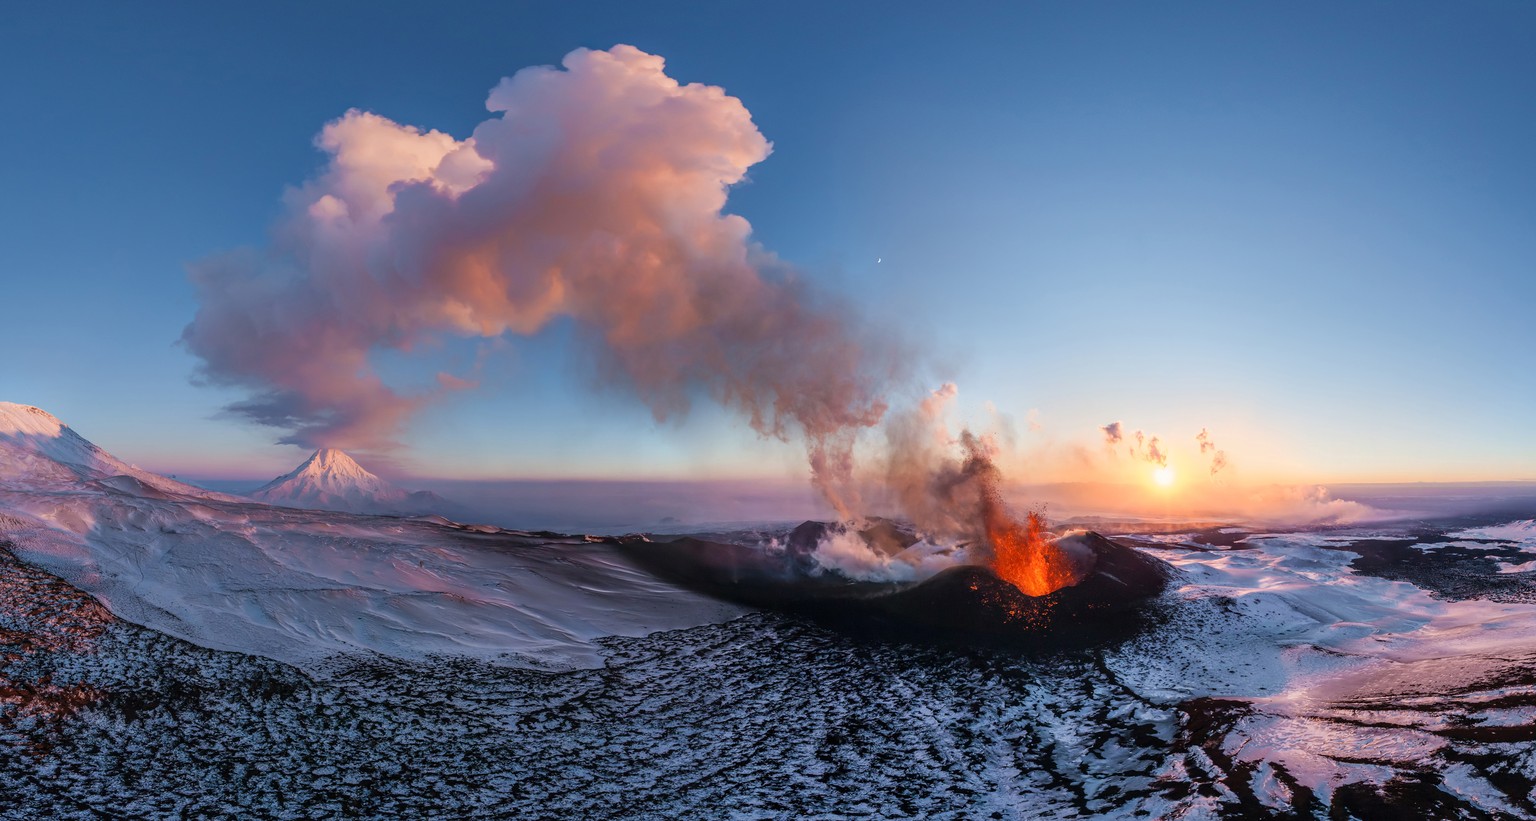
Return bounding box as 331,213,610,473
3,2,1533,483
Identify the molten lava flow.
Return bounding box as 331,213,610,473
960,433,1087,597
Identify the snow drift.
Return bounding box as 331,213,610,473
0,403,742,671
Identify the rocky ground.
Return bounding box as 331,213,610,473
4,527,1536,819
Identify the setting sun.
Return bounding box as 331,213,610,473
1153,465,1176,487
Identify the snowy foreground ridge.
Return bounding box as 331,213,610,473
3,400,1536,818
0,402,742,670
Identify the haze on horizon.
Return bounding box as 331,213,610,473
3,2,1534,495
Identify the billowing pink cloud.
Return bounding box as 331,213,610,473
184,46,892,508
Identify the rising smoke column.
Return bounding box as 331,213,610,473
1101,421,1169,467
184,45,1088,596
957,431,1088,596
1197,427,1228,475
183,45,893,516
877,384,1090,594
1101,421,1124,445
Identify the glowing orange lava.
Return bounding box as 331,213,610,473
955,432,1085,597
986,509,1083,597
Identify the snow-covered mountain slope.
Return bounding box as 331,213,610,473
0,404,745,671
0,402,231,501
249,447,470,518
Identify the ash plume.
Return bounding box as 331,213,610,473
1101,421,1124,445
956,431,1088,596
1103,421,1169,467
183,44,1085,595
183,45,894,513
882,383,985,539
1197,428,1228,475
877,385,1086,594
1124,429,1167,467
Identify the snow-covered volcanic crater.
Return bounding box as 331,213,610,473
3,401,1536,818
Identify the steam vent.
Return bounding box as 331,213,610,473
620,524,1170,647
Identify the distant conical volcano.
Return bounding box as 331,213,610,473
250,448,453,516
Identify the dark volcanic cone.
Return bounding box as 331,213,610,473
618,527,1170,647
854,532,1169,638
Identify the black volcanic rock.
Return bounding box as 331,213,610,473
621,536,800,598
782,517,922,566
618,528,1170,647
859,517,920,556
785,520,829,561
844,531,1170,641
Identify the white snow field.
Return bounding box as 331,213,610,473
0,402,743,672
1455,519,1536,549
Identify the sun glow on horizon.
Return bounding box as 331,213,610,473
1153,465,1176,487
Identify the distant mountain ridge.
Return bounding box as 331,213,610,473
0,403,467,519
250,448,467,518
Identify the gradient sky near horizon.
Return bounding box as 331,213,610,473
3,1,1533,484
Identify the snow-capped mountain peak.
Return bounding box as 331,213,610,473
0,401,66,434
250,448,410,512
0,402,108,476
287,448,383,486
